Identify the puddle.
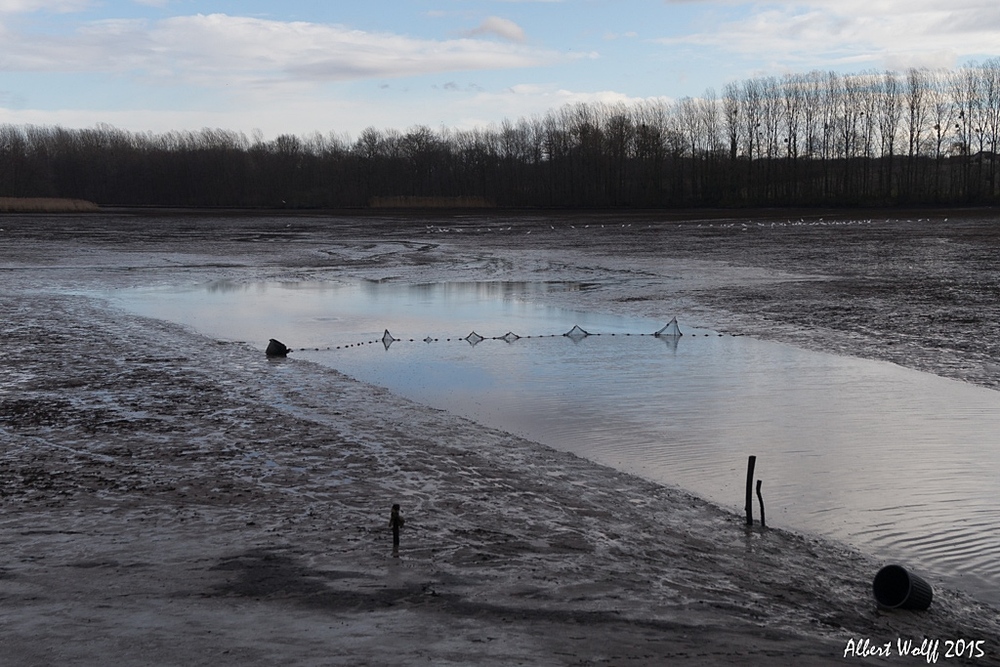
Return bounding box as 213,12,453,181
108,279,1000,608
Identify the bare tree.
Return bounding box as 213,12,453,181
903,68,932,197
722,82,741,161
927,69,956,199
848,71,880,201
951,65,982,198
877,71,902,199
979,59,1000,196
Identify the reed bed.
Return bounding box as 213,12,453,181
369,195,493,208
0,197,99,212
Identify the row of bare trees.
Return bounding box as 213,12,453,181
2,61,1000,209
716,62,1000,205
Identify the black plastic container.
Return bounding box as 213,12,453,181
872,564,933,610
266,339,289,357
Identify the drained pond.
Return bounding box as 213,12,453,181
107,279,1000,608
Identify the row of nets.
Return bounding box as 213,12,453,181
270,317,687,355
382,316,682,349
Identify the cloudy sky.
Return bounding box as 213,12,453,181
1,0,998,139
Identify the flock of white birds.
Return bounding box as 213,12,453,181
420,218,943,234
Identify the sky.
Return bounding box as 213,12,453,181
1,0,999,140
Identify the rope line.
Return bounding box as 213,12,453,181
268,317,731,355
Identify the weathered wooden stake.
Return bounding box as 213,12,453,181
756,479,766,528
389,504,404,557
745,455,756,526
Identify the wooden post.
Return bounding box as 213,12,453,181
745,455,756,526
756,479,766,528
389,504,404,557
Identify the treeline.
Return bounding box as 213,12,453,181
3,61,1000,209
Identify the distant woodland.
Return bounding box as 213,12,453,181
4,61,1000,209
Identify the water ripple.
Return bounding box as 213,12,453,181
112,279,1000,608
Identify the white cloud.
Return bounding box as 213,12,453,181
0,13,571,85
0,0,89,11
0,105,220,132
658,0,1000,71
0,81,675,139
463,16,527,43
0,88,385,139
455,84,673,125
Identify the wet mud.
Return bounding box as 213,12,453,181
2,210,999,665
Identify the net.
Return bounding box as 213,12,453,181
654,317,682,338
382,329,397,350
563,325,590,342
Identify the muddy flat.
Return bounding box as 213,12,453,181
2,210,999,666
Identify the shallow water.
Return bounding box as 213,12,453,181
108,280,1000,608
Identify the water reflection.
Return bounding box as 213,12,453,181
108,279,1000,609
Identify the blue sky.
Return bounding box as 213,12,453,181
1,0,999,139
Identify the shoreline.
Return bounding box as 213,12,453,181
0,197,100,213
71,202,998,220
3,212,1000,664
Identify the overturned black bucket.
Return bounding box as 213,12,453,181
266,339,290,358
872,564,933,610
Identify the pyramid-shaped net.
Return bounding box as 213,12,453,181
564,324,590,342
654,317,682,337
382,329,397,350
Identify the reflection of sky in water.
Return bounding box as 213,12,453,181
132,280,645,347
110,280,1000,608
